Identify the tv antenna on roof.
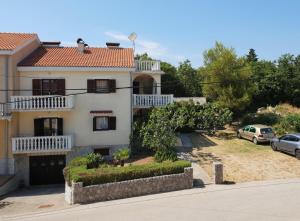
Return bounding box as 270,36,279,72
128,32,137,53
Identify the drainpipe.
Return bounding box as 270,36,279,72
3,55,9,174
130,72,133,133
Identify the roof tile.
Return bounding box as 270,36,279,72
0,32,37,50
19,47,134,68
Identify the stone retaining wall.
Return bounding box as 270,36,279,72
65,167,193,204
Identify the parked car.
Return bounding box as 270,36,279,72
237,124,275,144
270,134,300,159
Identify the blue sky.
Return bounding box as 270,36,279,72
1,0,300,66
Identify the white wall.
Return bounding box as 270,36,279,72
17,71,132,147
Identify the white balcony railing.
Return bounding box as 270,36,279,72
12,135,73,154
10,95,74,111
135,60,161,72
133,94,174,108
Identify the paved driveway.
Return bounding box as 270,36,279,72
2,179,300,221
0,185,73,217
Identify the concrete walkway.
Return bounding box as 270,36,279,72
177,133,212,186
3,178,300,221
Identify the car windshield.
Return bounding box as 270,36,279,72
260,128,273,134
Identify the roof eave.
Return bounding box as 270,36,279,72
17,66,136,72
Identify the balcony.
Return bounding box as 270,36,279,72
12,135,73,154
10,95,74,112
135,60,163,73
133,94,174,108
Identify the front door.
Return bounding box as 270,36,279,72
29,155,66,185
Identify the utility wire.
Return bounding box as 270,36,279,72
0,78,255,106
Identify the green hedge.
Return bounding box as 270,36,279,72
64,160,191,187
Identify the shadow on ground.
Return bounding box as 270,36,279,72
1,185,64,200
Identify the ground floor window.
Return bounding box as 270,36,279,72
94,148,110,156
93,116,116,131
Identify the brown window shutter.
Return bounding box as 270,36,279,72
87,80,96,93
32,79,41,95
93,117,97,131
57,79,65,95
108,117,116,130
109,80,116,93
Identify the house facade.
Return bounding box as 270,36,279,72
0,33,174,186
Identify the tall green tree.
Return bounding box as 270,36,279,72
176,60,203,97
161,61,185,96
247,48,258,63
201,42,254,113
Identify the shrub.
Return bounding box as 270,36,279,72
154,148,177,162
274,114,300,135
113,148,130,166
67,156,88,167
86,153,104,169
65,160,191,186
242,112,279,126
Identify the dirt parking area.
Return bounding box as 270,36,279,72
0,185,73,218
190,131,300,183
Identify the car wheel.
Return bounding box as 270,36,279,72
253,137,258,145
271,142,277,151
237,132,241,139
296,150,300,160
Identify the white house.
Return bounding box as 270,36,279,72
0,33,174,186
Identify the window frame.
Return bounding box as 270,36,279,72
94,116,109,131
87,79,116,94
93,116,116,131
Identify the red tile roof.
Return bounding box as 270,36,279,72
19,46,135,68
0,33,37,50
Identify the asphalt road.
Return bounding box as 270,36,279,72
3,179,300,221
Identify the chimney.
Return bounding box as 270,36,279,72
106,42,120,49
77,38,85,53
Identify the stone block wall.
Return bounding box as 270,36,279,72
65,167,193,204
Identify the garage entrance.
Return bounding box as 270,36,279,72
29,155,66,185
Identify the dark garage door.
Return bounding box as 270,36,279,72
30,155,66,185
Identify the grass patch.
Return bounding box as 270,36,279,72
64,160,191,187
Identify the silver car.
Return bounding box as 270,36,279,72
271,134,300,159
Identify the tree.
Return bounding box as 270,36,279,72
176,60,203,97
141,101,232,151
247,48,258,63
161,61,186,96
201,42,254,113
250,54,300,109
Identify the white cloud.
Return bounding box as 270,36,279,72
104,31,184,65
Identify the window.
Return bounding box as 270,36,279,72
94,148,110,156
289,136,300,142
95,117,109,130
260,128,273,134
249,127,256,133
34,118,63,136
93,116,116,131
243,126,250,132
32,79,65,96
87,79,116,93
281,135,291,141
96,80,109,93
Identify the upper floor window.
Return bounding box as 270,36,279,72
87,79,116,93
32,79,65,96
34,118,63,136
